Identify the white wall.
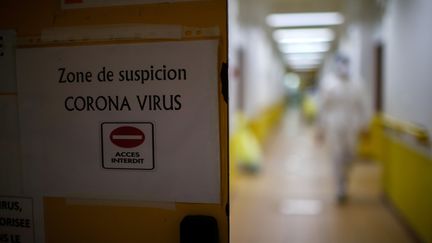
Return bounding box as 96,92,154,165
242,27,285,118
383,0,432,134
334,0,383,119
229,0,286,123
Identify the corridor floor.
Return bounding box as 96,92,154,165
230,109,415,243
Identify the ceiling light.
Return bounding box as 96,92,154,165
287,59,322,66
290,65,318,71
279,42,330,54
286,53,325,62
267,12,344,28
273,28,334,44
286,62,321,69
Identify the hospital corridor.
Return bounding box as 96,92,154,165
229,0,432,242
231,109,415,243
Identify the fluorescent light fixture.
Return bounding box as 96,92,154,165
273,28,334,44
286,53,325,62
288,62,321,69
286,62,321,70
290,66,318,72
279,42,330,54
287,59,322,66
267,12,344,28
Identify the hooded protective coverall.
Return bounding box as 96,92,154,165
319,66,369,200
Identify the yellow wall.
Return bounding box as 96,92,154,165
230,100,286,180
0,1,228,242
370,116,432,243
248,101,286,145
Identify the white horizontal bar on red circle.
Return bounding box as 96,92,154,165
112,135,143,140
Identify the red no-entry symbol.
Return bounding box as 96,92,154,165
110,126,145,148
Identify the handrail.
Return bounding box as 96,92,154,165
381,115,429,145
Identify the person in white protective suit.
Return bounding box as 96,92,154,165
318,54,369,203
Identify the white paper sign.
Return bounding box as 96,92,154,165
0,197,34,243
17,40,220,203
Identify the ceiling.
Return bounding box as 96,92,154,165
236,0,347,73
237,0,346,25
